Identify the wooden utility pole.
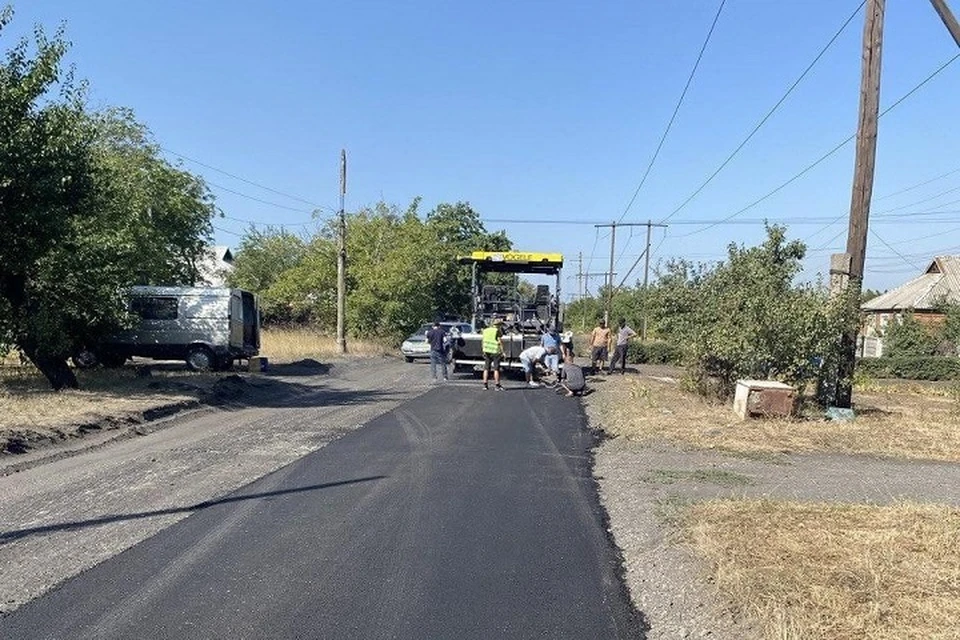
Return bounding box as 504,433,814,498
336,149,348,355
929,0,960,47
835,0,885,408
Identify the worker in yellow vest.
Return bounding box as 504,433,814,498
482,317,505,391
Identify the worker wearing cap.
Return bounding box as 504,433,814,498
482,318,505,391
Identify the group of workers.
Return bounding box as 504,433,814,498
426,316,638,395
479,318,585,396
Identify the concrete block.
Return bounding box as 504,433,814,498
248,356,269,372
733,380,796,420
825,406,855,422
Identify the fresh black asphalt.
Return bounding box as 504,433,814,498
0,382,645,639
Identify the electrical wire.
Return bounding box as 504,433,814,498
659,0,866,225
220,214,321,228
163,146,332,210
617,0,726,223
674,51,960,239
876,165,960,200
207,181,319,214
212,225,245,237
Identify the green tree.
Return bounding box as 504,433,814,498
227,227,308,323
229,199,513,341
645,226,845,399
884,311,938,358
0,10,215,388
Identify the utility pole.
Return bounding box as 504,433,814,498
581,271,611,329
577,252,584,301
835,0,884,408
337,149,347,355
929,0,960,47
641,220,666,340
595,221,648,324
606,223,616,325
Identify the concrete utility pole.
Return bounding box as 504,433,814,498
929,0,960,47
581,271,612,329
337,149,348,355
595,221,648,324
641,220,665,340
835,0,884,408
577,252,583,301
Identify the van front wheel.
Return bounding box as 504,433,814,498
186,346,215,372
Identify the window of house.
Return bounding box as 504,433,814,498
131,296,179,320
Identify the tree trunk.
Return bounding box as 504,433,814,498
18,342,79,391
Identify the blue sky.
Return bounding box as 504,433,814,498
9,0,960,296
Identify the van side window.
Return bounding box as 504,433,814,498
131,296,179,320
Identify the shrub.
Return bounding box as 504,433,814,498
883,312,938,358
627,340,683,365
645,226,848,400
857,357,960,381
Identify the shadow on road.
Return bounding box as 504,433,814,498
0,475,387,544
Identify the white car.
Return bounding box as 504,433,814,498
401,322,473,362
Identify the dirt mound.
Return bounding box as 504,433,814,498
288,359,329,371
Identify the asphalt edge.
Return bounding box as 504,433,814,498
579,398,652,639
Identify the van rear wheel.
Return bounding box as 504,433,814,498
186,346,215,372
100,352,127,368
72,349,99,369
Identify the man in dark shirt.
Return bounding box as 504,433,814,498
558,356,586,397
425,321,448,382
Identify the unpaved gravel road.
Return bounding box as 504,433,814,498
0,357,435,616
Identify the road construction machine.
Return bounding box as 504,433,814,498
451,251,563,372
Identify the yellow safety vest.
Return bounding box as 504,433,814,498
482,326,501,354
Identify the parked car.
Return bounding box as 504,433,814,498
73,286,260,371
401,321,473,362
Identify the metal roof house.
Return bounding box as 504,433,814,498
860,256,960,356
197,245,235,287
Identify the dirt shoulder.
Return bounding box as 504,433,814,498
1,358,366,463
0,356,431,616
585,368,960,640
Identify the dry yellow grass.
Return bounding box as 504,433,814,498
260,327,390,361
683,499,960,640
0,367,213,434
588,375,960,462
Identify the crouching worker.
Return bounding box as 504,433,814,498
558,356,586,397
519,344,552,388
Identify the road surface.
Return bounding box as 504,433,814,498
1,376,643,639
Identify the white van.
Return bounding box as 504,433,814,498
75,286,260,371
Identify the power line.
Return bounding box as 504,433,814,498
660,0,866,225
876,165,960,200
162,146,333,210
220,214,320,228
212,225,244,237
482,208,960,228
207,181,318,214
618,0,726,223
584,226,603,278
674,51,960,239
868,228,924,271
873,183,960,214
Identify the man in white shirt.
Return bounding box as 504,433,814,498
519,344,552,387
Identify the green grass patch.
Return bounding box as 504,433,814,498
644,468,753,487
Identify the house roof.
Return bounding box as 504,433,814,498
862,256,960,312
197,245,235,286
